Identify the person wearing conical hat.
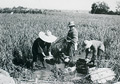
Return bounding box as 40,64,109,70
32,30,57,68
83,40,105,65
66,21,78,62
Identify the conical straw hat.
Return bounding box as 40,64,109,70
39,31,57,43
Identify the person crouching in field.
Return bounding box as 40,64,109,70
83,40,105,65
66,21,78,62
32,30,57,68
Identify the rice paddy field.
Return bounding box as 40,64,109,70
0,11,120,84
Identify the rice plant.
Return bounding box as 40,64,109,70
0,12,120,83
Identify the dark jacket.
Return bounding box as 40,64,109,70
32,38,51,62
67,27,78,44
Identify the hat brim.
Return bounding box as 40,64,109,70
39,32,57,43
68,24,75,27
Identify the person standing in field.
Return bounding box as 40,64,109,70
83,40,105,65
66,21,78,62
32,30,57,68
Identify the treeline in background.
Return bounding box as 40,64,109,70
91,1,120,15
0,1,120,15
0,6,61,14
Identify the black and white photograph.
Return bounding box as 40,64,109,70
0,0,120,84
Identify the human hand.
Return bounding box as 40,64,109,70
42,52,46,57
48,52,53,57
85,58,90,63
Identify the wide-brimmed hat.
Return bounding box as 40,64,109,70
39,30,57,43
84,40,93,48
68,21,75,27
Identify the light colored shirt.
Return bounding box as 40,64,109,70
91,40,105,52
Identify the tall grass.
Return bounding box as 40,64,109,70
0,13,120,83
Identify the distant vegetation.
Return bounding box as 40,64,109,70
0,6,61,14
90,1,120,15
0,2,120,15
